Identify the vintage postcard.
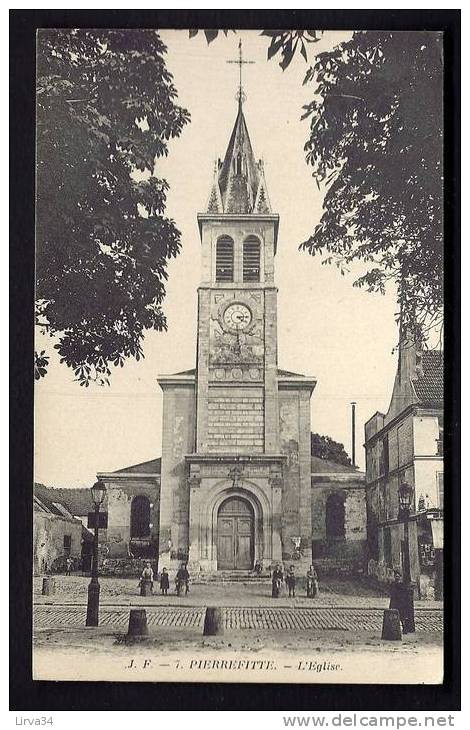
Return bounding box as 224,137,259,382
33,27,444,684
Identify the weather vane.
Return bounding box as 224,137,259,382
227,39,255,105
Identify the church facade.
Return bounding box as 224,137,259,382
157,97,316,573
97,97,367,575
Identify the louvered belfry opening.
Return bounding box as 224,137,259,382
243,236,261,282
215,236,234,282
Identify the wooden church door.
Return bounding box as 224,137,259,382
217,497,254,570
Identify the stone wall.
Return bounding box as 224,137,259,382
33,509,82,574
159,383,196,561
102,481,160,558
278,388,312,561
207,388,264,452
98,557,158,577
311,477,367,572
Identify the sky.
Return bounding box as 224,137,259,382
35,29,403,487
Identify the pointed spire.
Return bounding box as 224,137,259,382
204,41,272,215
206,104,272,215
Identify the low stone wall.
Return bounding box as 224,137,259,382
366,558,437,600
98,557,158,577
311,540,367,576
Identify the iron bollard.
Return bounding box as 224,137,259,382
42,576,55,596
381,608,402,641
128,608,149,637
203,607,224,636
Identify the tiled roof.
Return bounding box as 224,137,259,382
413,350,443,405
35,483,92,517
34,483,85,518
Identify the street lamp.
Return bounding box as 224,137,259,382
86,480,107,627
398,481,415,633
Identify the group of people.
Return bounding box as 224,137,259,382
139,561,320,598
138,562,190,596
272,564,319,598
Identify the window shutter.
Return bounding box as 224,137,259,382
243,237,260,282
216,237,234,282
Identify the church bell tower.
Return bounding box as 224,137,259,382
195,93,280,455
157,44,315,573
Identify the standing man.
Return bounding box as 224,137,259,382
306,564,319,598
272,564,284,598
176,563,190,596
389,569,408,632
286,565,296,597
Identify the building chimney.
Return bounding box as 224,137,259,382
351,402,357,468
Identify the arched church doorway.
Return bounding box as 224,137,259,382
217,496,254,570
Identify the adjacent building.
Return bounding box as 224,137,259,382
33,484,85,574
364,337,444,598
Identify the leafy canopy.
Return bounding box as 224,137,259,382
188,29,322,70
301,31,443,341
36,29,189,385
310,432,352,467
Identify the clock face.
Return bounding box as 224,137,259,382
223,303,252,331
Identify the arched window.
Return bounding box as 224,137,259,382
243,236,261,282
130,495,151,538
325,492,345,540
216,236,234,282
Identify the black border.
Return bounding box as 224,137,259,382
10,8,460,712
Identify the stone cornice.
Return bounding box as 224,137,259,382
97,472,160,482
278,375,317,394
184,453,287,465
157,373,196,389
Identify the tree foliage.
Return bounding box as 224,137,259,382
36,29,189,385
301,32,443,342
189,29,322,69
311,432,352,467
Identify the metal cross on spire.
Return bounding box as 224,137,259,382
227,39,255,106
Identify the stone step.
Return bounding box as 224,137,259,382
192,572,272,584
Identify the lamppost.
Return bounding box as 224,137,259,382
398,481,416,633
86,480,107,627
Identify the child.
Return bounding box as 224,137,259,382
160,567,170,595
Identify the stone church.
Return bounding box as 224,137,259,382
97,95,367,575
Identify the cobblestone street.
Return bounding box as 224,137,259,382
33,574,443,609
33,576,443,684
34,604,442,632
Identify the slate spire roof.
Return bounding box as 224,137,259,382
206,98,272,215
412,350,444,406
